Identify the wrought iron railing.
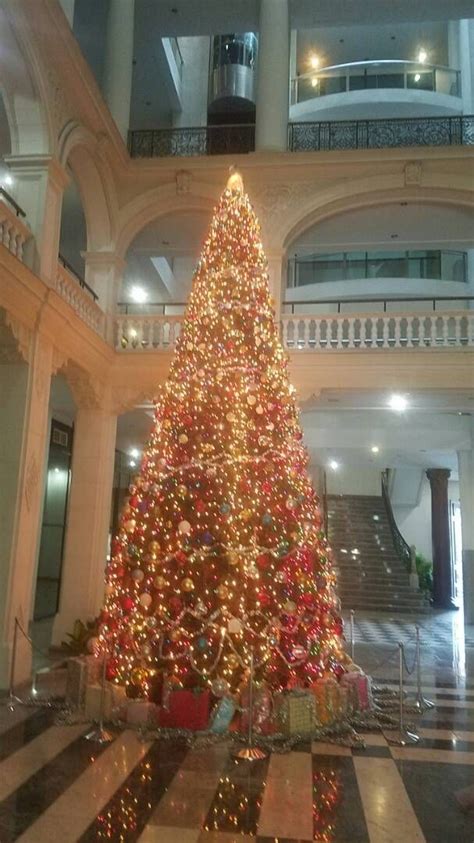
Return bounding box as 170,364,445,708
291,59,461,105
289,115,474,151
381,470,411,571
116,301,187,315
58,254,98,302
0,187,26,218
128,124,255,158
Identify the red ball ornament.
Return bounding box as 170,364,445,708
262,482,272,495
257,591,271,608
105,659,118,681
256,553,271,570
121,595,134,613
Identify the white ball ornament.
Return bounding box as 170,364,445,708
228,618,242,634
178,520,192,535
139,593,152,608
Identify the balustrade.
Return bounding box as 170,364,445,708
55,262,105,336
0,195,31,262
114,311,474,352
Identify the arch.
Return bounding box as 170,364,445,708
281,181,474,254
0,5,54,155
58,122,116,252
115,183,217,261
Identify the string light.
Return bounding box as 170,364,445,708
99,173,345,698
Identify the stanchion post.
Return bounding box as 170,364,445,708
7,618,24,711
350,609,355,662
412,625,434,713
383,642,420,746
232,649,267,761
84,655,114,744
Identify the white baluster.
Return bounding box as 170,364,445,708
454,315,462,347
314,318,321,349
442,315,449,347
406,316,414,347
347,317,355,349
301,317,309,349
468,314,474,346
393,317,401,347
382,317,390,348
336,317,344,349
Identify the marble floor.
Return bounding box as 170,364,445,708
1,610,474,842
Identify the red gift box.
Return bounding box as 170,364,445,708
158,689,211,731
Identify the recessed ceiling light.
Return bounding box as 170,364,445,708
329,459,339,471
418,48,427,63
129,460,136,468
130,285,148,303
388,394,408,412
310,54,320,69
371,445,380,454
311,77,319,87
414,73,421,82
130,448,140,459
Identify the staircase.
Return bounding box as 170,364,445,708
328,494,428,614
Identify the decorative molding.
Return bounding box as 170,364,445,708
404,161,423,186
51,347,69,377
62,361,103,410
4,313,31,363
175,170,192,195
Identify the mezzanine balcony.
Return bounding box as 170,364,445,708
290,60,462,121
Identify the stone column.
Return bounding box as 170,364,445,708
82,251,125,343
458,443,474,622
255,0,290,152
103,0,136,142
0,322,53,688
52,405,117,645
59,0,75,26
5,155,69,283
426,468,455,609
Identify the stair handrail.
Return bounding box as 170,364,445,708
381,469,411,570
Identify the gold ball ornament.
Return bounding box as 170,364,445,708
247,394,256,406
124,518,136,533
105,583,114,597
177,485,188,497
181,577,194,592
227,653,240,670
170,628,181,641
216,584,229,600
284,600,297,614
178,433,188,444
227,551,239,566
154,575,166,590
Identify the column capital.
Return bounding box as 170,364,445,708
5,154,70,191
81,250,125,273
426,468,451,488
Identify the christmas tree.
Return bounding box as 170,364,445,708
100,172,345,699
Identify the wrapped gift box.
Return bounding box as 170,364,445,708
126,699,159,726
84,681,128,721
341,672,373,712
274,690,315,735
210,696,236,733
66,655,101,709
158,689,211,731
239,683,274,735
311,677,349,726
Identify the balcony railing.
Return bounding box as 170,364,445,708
55,260,104,335
0,191,30,262
115,302,474,352
289,114,474,151
128,124,256,158
291,60,461,105
288,251,468,287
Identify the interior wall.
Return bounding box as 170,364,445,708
173,36,210,128
393,475,460,560
326,464,381,496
